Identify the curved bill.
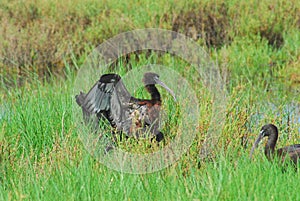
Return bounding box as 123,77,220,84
249,131,264,159
154,77,177,101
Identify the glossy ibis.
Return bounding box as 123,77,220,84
75,72,176,143
250,124,300,166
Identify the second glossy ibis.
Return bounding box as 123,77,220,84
250,124,300,166
75,72,176,143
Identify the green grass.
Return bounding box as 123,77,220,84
1,0,300,200
1,55,300,200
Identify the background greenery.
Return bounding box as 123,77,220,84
0,0,299,200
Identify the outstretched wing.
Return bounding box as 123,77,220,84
109,76,133,130
81,80,115,113
75,74,132,129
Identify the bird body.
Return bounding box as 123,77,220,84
75,72,176,142
276,144,300,164
250,124,300,166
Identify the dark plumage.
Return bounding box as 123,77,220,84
75,72,176,142
250,124,300,166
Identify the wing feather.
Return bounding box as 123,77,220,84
75,74,132,130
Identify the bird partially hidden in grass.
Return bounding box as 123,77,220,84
75,72,176,147
250,124,300,167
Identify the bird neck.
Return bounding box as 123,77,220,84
264,133,278,160
145,84,161,101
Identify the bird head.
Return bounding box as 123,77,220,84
260,124,278,138
142,72,176,101
142,72,160,85
249,124,278,159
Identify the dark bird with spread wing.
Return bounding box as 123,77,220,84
75,72,176,143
